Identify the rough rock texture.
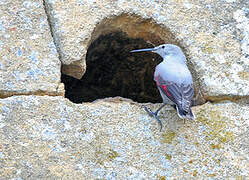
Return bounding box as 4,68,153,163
1,0,249,179
0,0,64,98
0,96,248,179
45,0,249,100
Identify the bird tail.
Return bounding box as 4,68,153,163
175,105,195,120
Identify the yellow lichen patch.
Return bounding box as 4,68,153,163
207,173,216,177
95,149,105,165
194,141,200,147
196,32,226,55
238,71,249,80
224,72,230,77
210,143,221,149
214,158,221,165
193,170,198,177
225,60,232,66
165,153,172,160
236,176,243,180
219,131,234,143
196,108,234,144
159,176,166,180
107,149,119,160
202,45,214,54
162,130,176,144
95,148,119,165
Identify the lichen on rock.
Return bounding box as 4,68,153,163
0,0,249,179
0,96,248,178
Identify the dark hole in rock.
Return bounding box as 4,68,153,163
62,31,163,103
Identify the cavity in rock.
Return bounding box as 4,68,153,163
62,31,162,103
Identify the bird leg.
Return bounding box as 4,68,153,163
142,103,167,131
172,104,186,124
155,103,167,116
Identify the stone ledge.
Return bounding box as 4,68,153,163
0,83,64,98
0,95,248,178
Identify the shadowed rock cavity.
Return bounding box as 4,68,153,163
62,14,204,104
62,31,162,103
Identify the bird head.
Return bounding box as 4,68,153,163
130,44,184,59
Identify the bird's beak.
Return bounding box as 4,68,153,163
130,47,156,53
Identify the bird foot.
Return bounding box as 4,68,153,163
142,105,163,131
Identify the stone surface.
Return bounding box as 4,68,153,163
0,95,248,179
45,0,249,100
0,1,249,179
0,0,64,98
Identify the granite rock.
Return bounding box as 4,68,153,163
45,0,249,101
0,96,248,179
0,0,64,98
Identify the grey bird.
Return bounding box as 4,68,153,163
131,44,195,131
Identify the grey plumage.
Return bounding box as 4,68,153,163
131,44,195,130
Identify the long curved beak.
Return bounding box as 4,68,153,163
130,47,155,53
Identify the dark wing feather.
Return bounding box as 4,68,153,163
155,75,194,112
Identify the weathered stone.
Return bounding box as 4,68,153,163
45,0,249,101
0,0,64,98
0,96,248,179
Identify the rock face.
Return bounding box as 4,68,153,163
0,0,249,179
0,96,248,179
45,0,249,100
0,0,64,98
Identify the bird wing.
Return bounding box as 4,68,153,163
155,75,194,112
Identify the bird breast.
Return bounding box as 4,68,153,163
154,62,192,84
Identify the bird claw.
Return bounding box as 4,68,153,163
142,105,163,131
142,105,154,117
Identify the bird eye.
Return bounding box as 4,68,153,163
162,46,165,49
